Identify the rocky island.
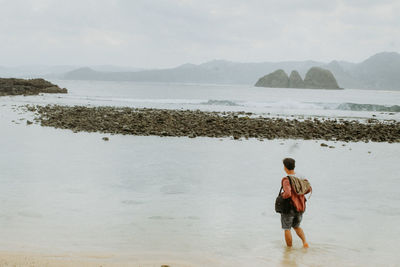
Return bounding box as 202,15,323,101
255,67,341,89
253,69,290,88
25,105,400,143
289,70,305,88
0,78,67,96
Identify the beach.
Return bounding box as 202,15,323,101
1,81,400,266
0,251,210,267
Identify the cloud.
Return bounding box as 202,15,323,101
0,0,399,67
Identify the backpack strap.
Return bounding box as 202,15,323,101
286,175,293,188
287,175,292,184
279,176,292,196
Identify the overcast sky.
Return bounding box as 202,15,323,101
0,0,399,68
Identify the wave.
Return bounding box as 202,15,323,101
64,95,399,113
336,103,400,112
200,99,399,112
201,99,240,106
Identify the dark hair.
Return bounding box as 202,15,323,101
283,158,295,170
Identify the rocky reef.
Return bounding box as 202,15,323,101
0,78,67,96
26,105,400,143
255,67,341,89
254,69,289,88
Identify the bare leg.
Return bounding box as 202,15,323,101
294,227,308,247
284,230,292,247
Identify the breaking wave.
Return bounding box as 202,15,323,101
201,100,240,106
336,103,400,112
200,100,399,112
63,95,399,113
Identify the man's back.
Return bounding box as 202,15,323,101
281,175,311,213
279,158,311,248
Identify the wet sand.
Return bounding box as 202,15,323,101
0,251,199,267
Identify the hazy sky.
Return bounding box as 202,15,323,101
1,0,399,68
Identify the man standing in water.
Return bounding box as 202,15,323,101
280,158,311,248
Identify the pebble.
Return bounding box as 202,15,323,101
26,105,400,143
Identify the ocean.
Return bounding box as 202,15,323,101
0,80,399,266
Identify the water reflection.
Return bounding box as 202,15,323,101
280,247,306,267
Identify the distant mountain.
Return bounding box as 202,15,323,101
0,65,142,79
324,61,361,89
323,52,400,90
63,67,103,80
351,52,400,90
89,65,143,72
62,60,323,84
60,52,400,90
0,65,79,78
2,52,399,90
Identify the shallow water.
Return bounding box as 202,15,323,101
0,82,400,266
4,80,400,121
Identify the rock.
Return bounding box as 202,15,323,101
0,78,67,96
367,118,378,123
304,67,340,89
255,69,289,88
26,120,33,125
102,137,109,141
255,67,341,89
289,70,305,88
329,145,335,148
26,105,400,143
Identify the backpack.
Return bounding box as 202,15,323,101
287,176,312,196
274,177,294,213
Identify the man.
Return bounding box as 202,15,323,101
280,158,311,248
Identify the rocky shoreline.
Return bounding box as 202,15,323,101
0,78,67,96
25,105,400,143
